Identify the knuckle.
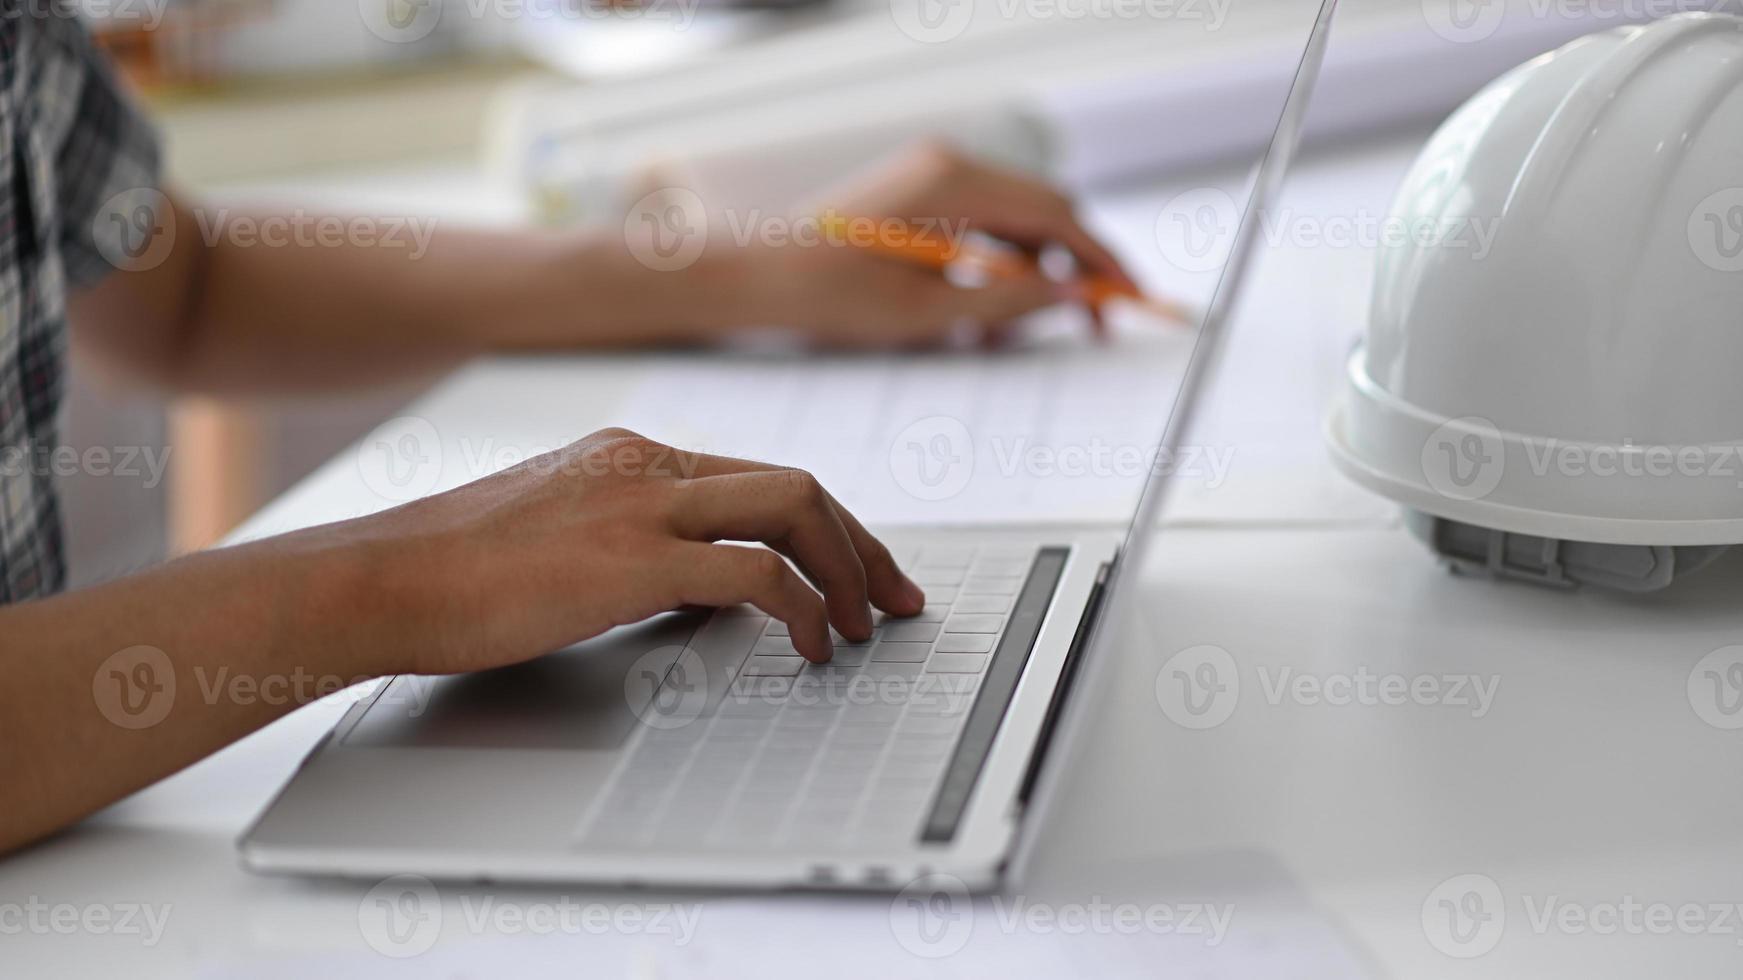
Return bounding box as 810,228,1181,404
575,429,668,479
588,427,644,445
751,550,791,587
779,467,827,507
914,139,966,178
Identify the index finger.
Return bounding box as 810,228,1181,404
659,450,926,618
953,166,1140,294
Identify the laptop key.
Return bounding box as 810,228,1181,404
730,676,793,700
972,559,1031,577
881,622,942,643
918,546,975,567
953,595,1012,615
944,614,1005,634
935,634,996,654
823,647,871,667
744,656,806,677
961,577,1023,596
927,653,990,674
753,636,805,657
872,641,932,663
911,568,966,586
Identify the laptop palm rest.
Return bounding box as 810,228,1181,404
342,612,707,751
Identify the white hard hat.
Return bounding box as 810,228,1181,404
1326,13,1743,589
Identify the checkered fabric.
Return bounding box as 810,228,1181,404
0,1,160,602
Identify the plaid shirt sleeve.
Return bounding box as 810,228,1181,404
34,8,163,290
0,5,162,602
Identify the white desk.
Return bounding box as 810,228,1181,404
11,130,1743,978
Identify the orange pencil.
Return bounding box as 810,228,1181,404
818,214,1198,327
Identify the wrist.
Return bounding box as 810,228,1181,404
263,518,419,681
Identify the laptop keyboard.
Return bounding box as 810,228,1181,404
576,544,1044,852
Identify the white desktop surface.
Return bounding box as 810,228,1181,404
10,131,1743,978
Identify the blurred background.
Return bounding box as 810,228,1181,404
65,0,1722,585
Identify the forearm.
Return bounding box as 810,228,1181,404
0,524,392,854
73,192,768,394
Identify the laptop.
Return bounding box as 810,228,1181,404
240,0,1339,889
